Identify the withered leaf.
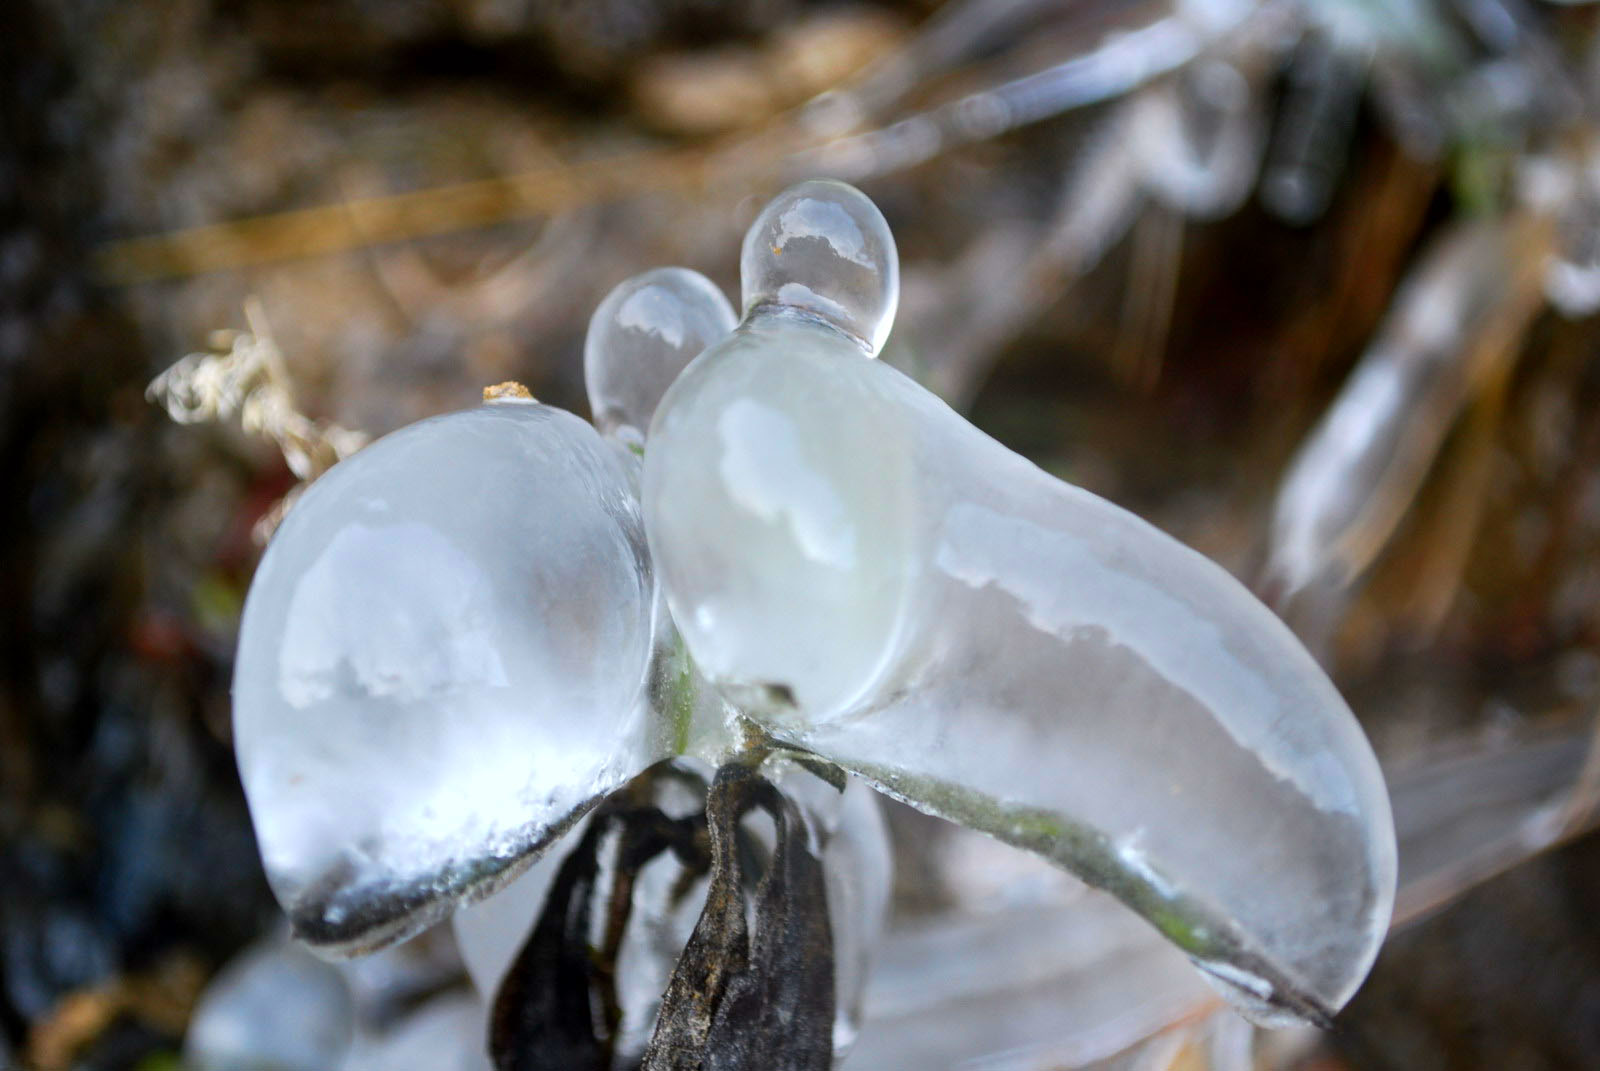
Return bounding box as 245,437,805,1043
491,802,709,1071
642,764,835,1071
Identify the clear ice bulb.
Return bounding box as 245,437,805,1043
740,179,899,356
585,267,737,447
233,400,668,956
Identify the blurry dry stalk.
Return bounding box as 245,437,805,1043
26,954,206,1071
88,0,1593,300
909,41,1275,404
93,2,1266,285
798,0,1269,182
1387,333,1517,636
96,148,725,283
146,298,368,542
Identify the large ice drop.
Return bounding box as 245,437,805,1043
234,400,666,956
643,180,1396,1025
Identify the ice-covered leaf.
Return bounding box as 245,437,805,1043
234,400,667,956
643,180,1397,1026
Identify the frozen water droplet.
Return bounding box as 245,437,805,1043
184,937,354,1071
740,179,899,356
644,313,1396,1022
585,268,736,447
234,402,668,955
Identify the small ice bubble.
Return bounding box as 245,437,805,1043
584,267,736,444
739,179,899,356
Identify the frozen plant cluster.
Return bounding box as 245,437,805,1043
226,180,1398,1068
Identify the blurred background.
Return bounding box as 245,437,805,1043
5,0,1600,1068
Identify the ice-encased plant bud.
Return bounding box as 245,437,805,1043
233,399,668,956
643,180,1397,1025
585,268,737,448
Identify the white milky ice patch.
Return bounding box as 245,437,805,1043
718,399,858,569
278,522,509,707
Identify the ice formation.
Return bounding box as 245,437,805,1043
643,179,1397,1024
233,266,744,958
233,400,663,955
231,174,1395,1035
183,937,355,1071
585,267,738,447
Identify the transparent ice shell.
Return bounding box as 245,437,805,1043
584,267,737,447
453,763,892,1064
643,183,1397,1024
740,179,899,356
233,401,667,957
